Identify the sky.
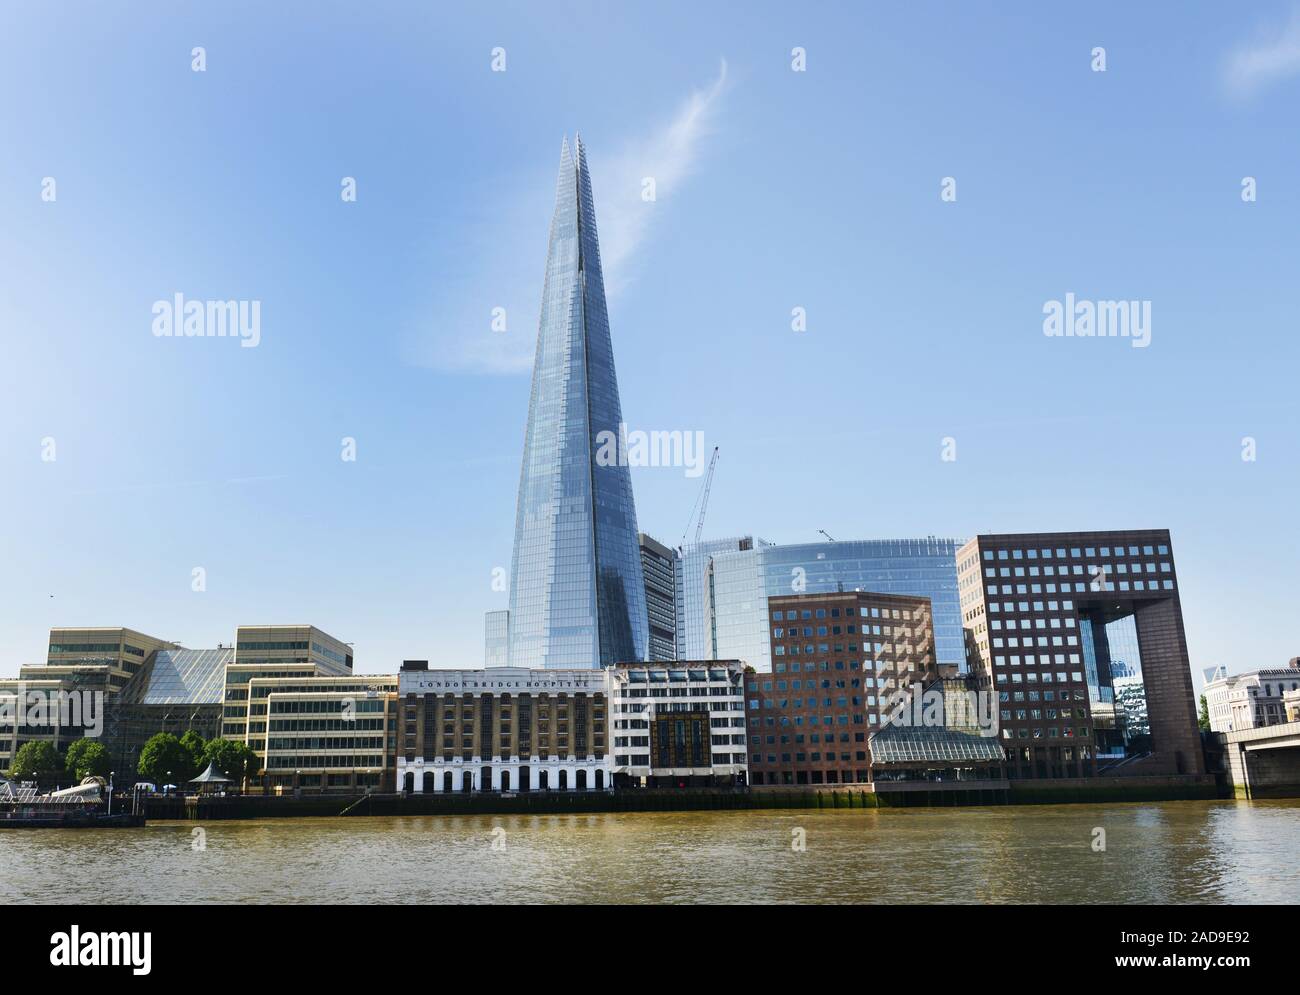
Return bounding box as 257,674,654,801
1,2,1297,685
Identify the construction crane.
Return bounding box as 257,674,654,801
679,446,720,551
818,530,836,542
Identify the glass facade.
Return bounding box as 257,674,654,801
484,610,510,668
638,534,677,662
507,137,648,669
135,647,232,705
675,536,964,672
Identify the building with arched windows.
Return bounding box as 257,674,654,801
397,662,611,793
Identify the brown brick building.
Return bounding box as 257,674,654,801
957,529,1203,780
747,591,938,786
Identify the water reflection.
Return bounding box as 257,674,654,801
1,800,1296,904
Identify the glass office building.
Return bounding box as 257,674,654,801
675,536,964,673
484,610,510,669
507,136,648,669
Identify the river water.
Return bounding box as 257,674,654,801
3,799,1297,904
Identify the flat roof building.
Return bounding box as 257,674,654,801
607,660,747,788
675,536,964,673
1203,660,1300,733
958,529,1203,780
397,662,611,793
747,591,939,787
639,533,677,663
223,625,353,740
244,674,398,792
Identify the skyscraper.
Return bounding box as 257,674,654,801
507,136,649,669
957,529,1204,779
638,533,677,662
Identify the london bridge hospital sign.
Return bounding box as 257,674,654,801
405,671,606,694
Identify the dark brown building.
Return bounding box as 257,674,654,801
957,529,1204,780
748,591,937,786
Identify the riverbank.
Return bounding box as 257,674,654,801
141,773,1227,820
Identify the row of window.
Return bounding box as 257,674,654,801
1001,727,1089,740
753,751,869,764
983,544,1169,561
772,607,916,621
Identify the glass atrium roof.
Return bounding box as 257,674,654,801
869,726,1005,764
137,648,232,705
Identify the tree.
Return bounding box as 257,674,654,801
137,732,188,785
64,738,111,781
9,741,63,785
200,738,261,787
1198,694,1211,732
178,730,206,780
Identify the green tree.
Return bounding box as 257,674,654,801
64,738,111,781
200,738,261,787
1198,694,1211,732
9,741,64,785
178,729,206,780
137,732,188,786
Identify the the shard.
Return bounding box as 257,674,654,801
506,136,648,669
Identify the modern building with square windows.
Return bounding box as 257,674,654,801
607,660,747,788
957,529,1203,780
747,591,939,786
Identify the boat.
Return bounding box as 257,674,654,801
0,775,146,829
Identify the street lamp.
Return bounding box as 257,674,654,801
108,771,115,816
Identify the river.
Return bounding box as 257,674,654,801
3,799,1297,904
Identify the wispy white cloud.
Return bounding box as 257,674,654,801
1224,8,1300,98
406,60,729,375
594,59,728,298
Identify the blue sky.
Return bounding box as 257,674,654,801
1,2,1296,682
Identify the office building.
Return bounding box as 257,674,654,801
506,136,648,670
222,625,353,740
241,674,399,792
484,610,509,668
957,529,1203,779
396,661,611,792
674,536,964,673
607,660,747,787
111,646,231,775
747,591,939,786
45,627,179,693
1202,660,1300,733
639,533,677,662
1,627,193,776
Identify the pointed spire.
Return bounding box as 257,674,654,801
507,136,647,669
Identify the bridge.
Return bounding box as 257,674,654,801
1214,721,1300,798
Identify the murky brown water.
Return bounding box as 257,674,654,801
3,799,1297,904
